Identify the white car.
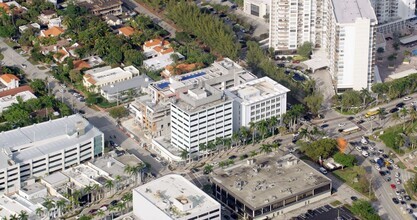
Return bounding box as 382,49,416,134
338,123,346,127
398,196,403,201
356,146,362,151
362,151,369,157
395,172,400,178
319,167,328,174
369,146,375,151
375,165,381,171
393,164,399,169
396,191,401,196
396,178,402,184
361,136,368,144
404,97,412,101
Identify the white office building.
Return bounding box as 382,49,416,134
370,0,415,33
226,77,290,128
0,114,104,194
243,0,270,19
269,0,326,51
326,0,377,92
133,174,221,220
170,84,233,154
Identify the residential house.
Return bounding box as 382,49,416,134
0,74,19,90
161,63,203,78
40,39,70,55
143,39,173,59
48,17,62,28
0,85,36,113
118,26,135,37
142,52,184,71
105,14,122,26
18,23,40,33
40,26,64,38
73,60,91,71
53,48,70,63
38,10,56,24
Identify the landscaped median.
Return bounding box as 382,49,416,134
332,166,376,200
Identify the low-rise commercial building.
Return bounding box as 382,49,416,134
77,0,122,16
133,174,221,220
210,154,332,220
226,77,289,128
143,52,184,71
83,65,139,92
0,89,37,113
0,114,104,194
100,75,152,103
0,74,19,90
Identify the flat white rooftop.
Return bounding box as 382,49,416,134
84,66,139,85
332,0,376,23
134,174,220,219
0,114,103,169
228,77,289,105
143,52,183,71
62,164,102,187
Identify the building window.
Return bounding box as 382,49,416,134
250,4,260,16
285,196,297,206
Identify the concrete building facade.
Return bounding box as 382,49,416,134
133,174,221,220
326,0,377,92
243,0,270,19
0,114,104,194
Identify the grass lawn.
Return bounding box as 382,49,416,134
333,167,375,199
396,161,406,169
0,53,4,60
330,200,342,207
378,122,417,154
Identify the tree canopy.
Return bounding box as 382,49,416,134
350,200,381,220
166,0,240,59
333,152,356,168
297,42,313,58
300,138,338,160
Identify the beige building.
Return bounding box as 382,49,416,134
83,66,139,92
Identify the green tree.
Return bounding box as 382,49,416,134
300,138,337,160
203,164,213,174
30,79,46,95
304,93,323,115
123,49,145,66
350,200,381,220
18,210,29,220
377,47,384,53
109,106,129,119
297,42,313,58
333,152,356,168
260,144,272,154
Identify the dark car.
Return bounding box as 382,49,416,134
277,63,285,68
191,168,199,173
390,108,399,113
405,195,412,201
338,128,344,133
229,155,237,160
351,196,358,201
386,177,391,182
379,171,386,176
78,110,85,114
410,203,417,209
320,124,329,128
241,154,249,159
110,200,118,206
382,154,389,158
396,102,405,108
392,198,400,204
88,209,98,214
357,119,365,124
347,116,355,120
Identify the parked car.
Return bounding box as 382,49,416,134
391,184,397,189
404,96,412,101
392,198,399,204
389,108,399,113
110,200,118,206
319,167,327,174
228,155,237,160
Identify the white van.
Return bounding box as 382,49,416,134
362,151,369,157
361,136,368,144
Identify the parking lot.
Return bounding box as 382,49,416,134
295,205,357,220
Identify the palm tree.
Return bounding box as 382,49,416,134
84,185,93,203
114,175,122,192
92,183,100,202
360,88,370,107
180,149,189,163
249,121,257,145
298,128,309,141
96,209,105,219
268,116,278,135
199,143,207,157
231,132,239,147
56,199,67,217
203,164,214,174
239,126,250,145
392,111,400,124
378,107,386,125
42,198,55,219
215,137,224,151
122,192,133,209
409,107,417,126
124,163,145,185
260,144,272,154
18,210,28,220
400,107,409,129
9,214,18,220
35,207,44,218
257,120,269,140
104,179,114,195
